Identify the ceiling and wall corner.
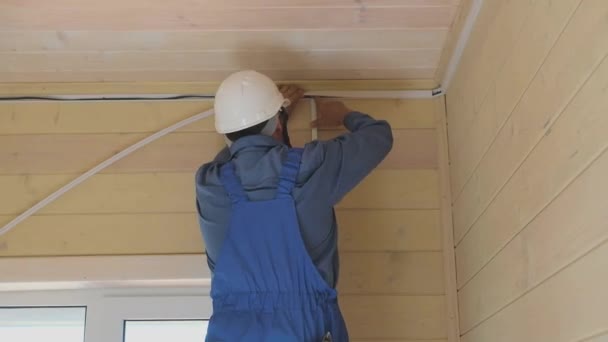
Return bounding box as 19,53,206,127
0,3,488,341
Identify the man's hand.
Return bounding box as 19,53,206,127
311,99,352,129
279,85,305,115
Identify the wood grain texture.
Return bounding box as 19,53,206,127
0,129,437,174
455,54,608,289
0,69,438,83
445,0,529,145
434,0,473,83
339,251,444,295
337,210,442,252
5,70,439,83
447,0,582,201
0,0,458,83
459,239,608,342
435,96,460,342
445,1,608,340
452,0,608,243
0,101,217,135
338,170,439,209
0,0,460,9
0,7,456,30
458,147,608,333
0,91,447,341
0,132,227,175
0,210,441,256
0,30,449,52
0,98,436,135
0,213,204,256
2,50,440,72
446,0,553,194
0,170,439,215
0,79,439,95
319,129,438,170
341,295,447,340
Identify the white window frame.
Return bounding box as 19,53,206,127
0,255,213,342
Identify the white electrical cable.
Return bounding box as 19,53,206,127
306,90,435,99
0,82,474,237
0,108,216,237
438,0,485,93
0,0,487,235
310,98,318,140
1,90,436,102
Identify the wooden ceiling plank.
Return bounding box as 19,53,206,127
0,7,457,30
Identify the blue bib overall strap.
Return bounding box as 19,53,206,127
206,148,348,342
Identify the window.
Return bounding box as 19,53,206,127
124,320,209,342
0,256,213,342
0,287,213,342
0,307,86,342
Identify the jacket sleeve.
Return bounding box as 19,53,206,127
314,111,393,205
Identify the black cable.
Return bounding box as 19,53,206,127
0,95,215,102
0,94,330,102
278,107,292,148
1,94,306,148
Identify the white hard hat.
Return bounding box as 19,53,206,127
214,70,290,134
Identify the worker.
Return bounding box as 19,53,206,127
195,70,393,341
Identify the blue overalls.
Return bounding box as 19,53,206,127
205,149,349,342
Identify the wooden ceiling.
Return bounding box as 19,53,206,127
0,0,463,84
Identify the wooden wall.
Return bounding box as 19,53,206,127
0,0,461,83
446,0,608,341
0,92,448,341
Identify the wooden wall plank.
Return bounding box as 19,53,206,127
0,170,439,215
447,0,582,198
0,68,437,83
0,30,448,52
339,251,444,295
0,132,225,175
338,99,437,129
2,50,439,73
452,0,608,243
0,129,437,174
0,102,216,135
0,210,441,256
457,147,608,333
446,0,533,179
0,80,439,95
455,54,608,288
337,210,441,252
339,170,439,209
0,0,460,9
340,295,447,340
0,174,73,215
460,239,608,342
0,7,456,30
435,96,460,342
0,213,203,256
319,129,438,169
0,99,436,135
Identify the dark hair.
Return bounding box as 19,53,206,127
225,119,269,142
